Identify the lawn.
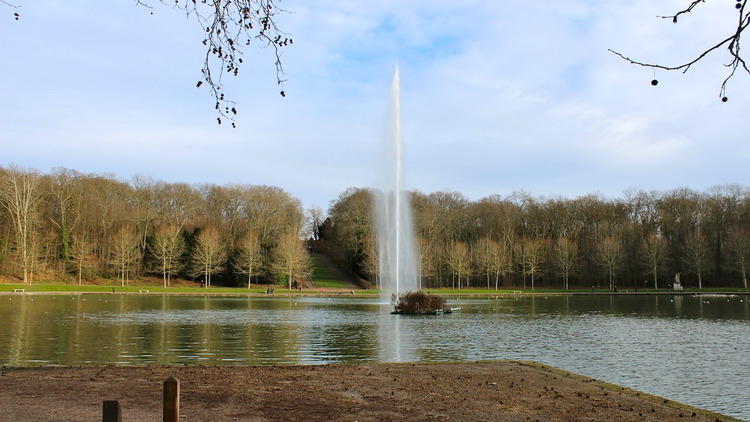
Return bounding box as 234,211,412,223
1,282,745,296
0,283,292,294
310,254,354,288
423,287,750,295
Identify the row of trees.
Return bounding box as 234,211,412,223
322,187,750,290
4,165,749,290
0,166,310,287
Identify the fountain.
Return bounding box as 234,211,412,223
373,66,420,303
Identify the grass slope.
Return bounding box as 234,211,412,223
310,254,354,289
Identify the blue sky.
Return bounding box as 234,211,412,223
1,0,749,209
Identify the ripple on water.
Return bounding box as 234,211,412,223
0,295,748,419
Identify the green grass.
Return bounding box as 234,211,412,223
310,254,352,289
0,283,296,294
1,282,746,296
423,287,750,295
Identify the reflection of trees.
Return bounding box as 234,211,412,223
2,296,750,367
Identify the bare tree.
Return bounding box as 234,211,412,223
599,235,621,290
610,1,750,100
192,226,225,287
685,229,709,289
728,226,749,289
475,238,494,289
556,237,577,290
151,224,185,287
273,231,309,289
235,231,262,288
0,167,41,283
305,207,325,241
489,239,512,290
520,238,544,290
643,232,666,289
364,232,380,288
48,169,80,268
70,233,93,286
447,241,470,290
111,225,139,287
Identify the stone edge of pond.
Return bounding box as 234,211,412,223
0,360,739,421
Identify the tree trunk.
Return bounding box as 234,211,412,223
495,272,499,291
654,263,658,290
247,265,252,288
741,262,747,289
531,272,534,290
698,273,702,289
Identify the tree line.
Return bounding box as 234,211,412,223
0,166,310,287
4,165,749,291
322,186,750,290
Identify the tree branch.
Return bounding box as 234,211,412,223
657,0,706,23
136,0,292,126
611,0,750,100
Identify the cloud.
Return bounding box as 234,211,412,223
1,0,748,208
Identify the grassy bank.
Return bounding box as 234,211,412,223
1,282,747,296
424,287,750,295
0,283,296,295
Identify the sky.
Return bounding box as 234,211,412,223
1,0,749,210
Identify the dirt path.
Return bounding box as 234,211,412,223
0,361,734,422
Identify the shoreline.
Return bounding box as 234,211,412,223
1,287,748,298
0,361,738,421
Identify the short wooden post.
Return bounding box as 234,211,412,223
102,400,122,422
163,377,180,422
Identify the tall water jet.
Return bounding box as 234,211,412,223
374,66,420,303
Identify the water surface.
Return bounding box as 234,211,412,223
0,294,748,420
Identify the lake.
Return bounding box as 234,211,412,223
0,294,748,420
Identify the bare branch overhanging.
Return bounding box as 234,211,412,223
610,0,750,100
3,1,291,126
137,0,291,126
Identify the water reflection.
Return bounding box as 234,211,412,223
0,294,748,419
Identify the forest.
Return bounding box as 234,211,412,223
0,166,310,288
322,186,750,290
2,165,749,290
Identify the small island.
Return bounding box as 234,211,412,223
391,291,459,315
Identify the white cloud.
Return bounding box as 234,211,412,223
1,0,748,208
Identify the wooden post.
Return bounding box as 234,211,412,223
102,400,122,422
163,377,180,422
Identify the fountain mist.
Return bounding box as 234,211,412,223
374,66,420,302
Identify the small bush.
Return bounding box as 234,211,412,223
394,291,446,314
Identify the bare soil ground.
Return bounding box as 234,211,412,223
0,361,733,422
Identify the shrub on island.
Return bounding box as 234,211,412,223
393,291,447,315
